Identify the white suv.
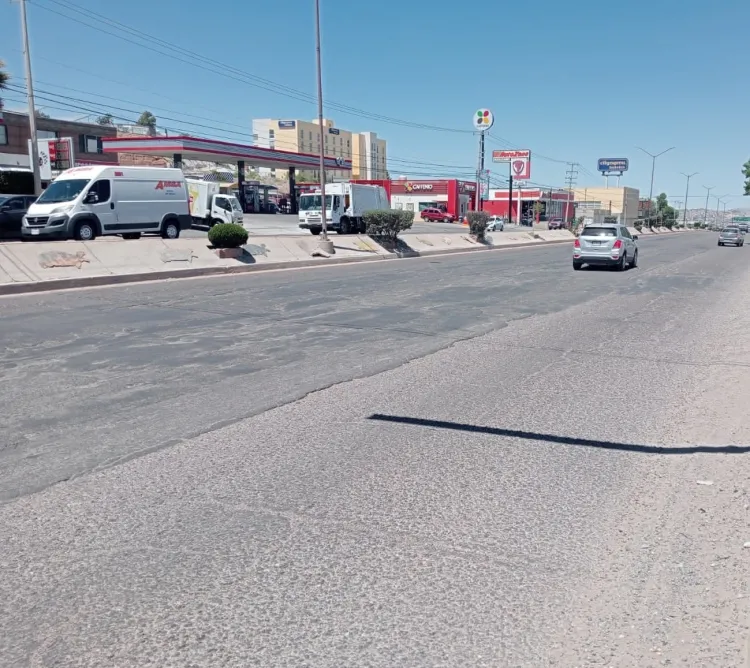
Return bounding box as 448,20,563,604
573,224,638,271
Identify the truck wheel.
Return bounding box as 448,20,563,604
74,221,96,241
210,219,222,227
161,220,180,239
310,228,321,236
358,219,367,234
340,217,350,234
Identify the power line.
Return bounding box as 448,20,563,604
32,0,475,135
4,84,476,172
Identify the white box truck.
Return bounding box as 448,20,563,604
186,179,243,227
298,182,390,235
22,165,191,241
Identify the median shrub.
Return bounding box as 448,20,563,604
207,223,248,248
466,211,490,241
364,209,414,243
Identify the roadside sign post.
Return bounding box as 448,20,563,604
473,109,494,212
493,149,531,225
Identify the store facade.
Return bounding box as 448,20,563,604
352,179,477,219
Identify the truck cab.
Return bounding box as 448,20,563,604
298,182,388,235
186,179,243,227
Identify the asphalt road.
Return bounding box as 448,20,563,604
2,231,749,666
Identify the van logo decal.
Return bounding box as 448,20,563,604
155,180,182,190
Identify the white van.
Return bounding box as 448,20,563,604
22,166,191,241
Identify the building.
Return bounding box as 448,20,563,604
572,186,640,226
0,110,118,173
353,178,476,220
252,118,387,182
484,187,573,221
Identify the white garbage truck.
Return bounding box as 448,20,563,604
298,182,390,235
186,179,244,227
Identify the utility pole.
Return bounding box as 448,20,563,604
313,0,333,253
681,171,697,228
636,146,675,216
475,132,485,211
565,162,578,226
702,185,713,226
19,0,41,195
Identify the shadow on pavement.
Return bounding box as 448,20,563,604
367,414,750,455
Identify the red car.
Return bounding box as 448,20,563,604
547,217,565,230
421,208,455,223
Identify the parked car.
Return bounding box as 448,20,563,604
573,223,638,271
0,194,37,238
486,215,505,232
421,208,455,223
547,217,564,230
718,226,744,247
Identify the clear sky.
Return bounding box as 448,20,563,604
1,0,748,210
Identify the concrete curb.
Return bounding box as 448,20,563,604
0,233,684,296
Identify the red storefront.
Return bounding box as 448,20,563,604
352,179,477,219
483,188,574,221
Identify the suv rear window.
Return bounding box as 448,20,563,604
581,227,617,237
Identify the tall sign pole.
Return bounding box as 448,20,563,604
473,109,493,211
19,0,41,195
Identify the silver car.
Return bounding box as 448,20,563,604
573,223,639,271
486,215,505,232
718,226,744,247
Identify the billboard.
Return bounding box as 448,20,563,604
278,120,296,129
492,149,531,180
473,109,494,131
597,158,629,174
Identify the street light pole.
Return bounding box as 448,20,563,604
19,0,41,195
313,0,333,254
636,146,675,223
680,171,697,228
702,186,713,226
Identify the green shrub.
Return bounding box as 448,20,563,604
466,211,490,240
207,223,248,248
364,209,414,242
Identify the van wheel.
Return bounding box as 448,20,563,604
122,233,141,240
74,221,96,241
161,220,180,239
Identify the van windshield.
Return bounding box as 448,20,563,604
37,179,90,204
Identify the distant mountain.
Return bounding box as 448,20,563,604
680,207,750,224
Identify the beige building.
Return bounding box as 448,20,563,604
252,118,387,181
573,186,640,226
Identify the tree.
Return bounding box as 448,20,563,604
655,192,677,227
0,59,9,95
97,113,114,126
743,159,750,196
136,110,157,130
35,109,50,118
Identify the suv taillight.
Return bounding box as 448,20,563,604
573,239,580,248
612,239,622,249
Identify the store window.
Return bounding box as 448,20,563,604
0,125,7,145
78,134,103,154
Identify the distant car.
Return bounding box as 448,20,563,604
486,215,505,232
718,227,744,246
0,194,37,238
736,222,749,234
573,223,638,271
547,217,564,230
421,208,455,223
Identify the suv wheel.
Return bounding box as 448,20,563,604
573,261,582,271
617,252,627,271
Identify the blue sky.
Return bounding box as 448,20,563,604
1,0,748,210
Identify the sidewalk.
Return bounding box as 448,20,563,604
0,229,683,296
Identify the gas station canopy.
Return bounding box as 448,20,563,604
102,136,352,172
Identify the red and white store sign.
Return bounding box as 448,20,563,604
391,180,449,195
492,149,532,181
